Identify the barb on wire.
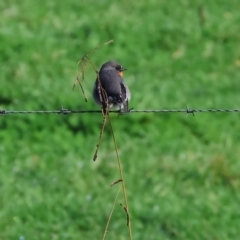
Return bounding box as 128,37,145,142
0,110,6,115
1,107,240,115
186,105,195,117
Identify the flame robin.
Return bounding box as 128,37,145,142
93,61,131,113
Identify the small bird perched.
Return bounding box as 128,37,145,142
93,61,131,113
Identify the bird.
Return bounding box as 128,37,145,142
93,61,131,114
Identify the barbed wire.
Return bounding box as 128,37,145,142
1,107,240,116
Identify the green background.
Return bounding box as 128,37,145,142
1,0,240,239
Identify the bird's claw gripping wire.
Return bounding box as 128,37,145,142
118,107,133,116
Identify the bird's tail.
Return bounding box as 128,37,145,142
123,100,129,113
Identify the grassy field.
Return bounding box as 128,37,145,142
1,0,240,239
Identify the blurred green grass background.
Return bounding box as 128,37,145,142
1,0,240,239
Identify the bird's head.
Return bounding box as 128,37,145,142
101,61,127,77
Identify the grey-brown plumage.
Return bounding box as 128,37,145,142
93,61,131,113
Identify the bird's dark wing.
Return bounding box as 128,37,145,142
120,83,127,101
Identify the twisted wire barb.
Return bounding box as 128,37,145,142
1,108,240,116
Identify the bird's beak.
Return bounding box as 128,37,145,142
121,67,127,71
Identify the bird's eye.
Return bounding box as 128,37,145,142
116,65,122,71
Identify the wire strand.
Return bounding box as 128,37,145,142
1,108,240,116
